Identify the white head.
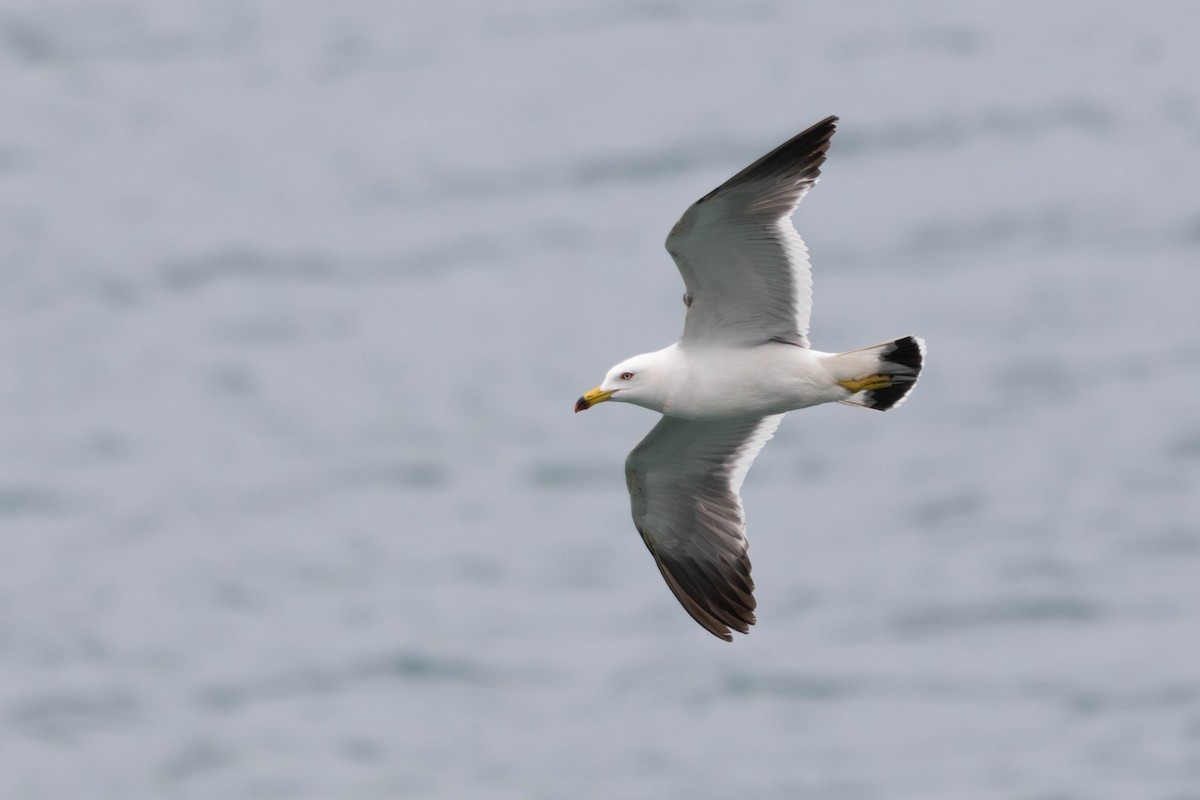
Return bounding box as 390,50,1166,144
575,351,672,413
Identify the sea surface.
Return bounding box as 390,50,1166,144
2,2,1199,798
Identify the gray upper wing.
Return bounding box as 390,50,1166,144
665,115,838,348
624,414,783,641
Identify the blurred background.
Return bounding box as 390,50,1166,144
2,1,1199,798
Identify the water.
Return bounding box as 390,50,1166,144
2,2,1199,798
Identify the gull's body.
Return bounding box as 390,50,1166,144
575,116,925,641
599,342,897,420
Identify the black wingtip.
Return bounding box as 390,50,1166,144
743,114,838,182
696,114,840,205
645,544,757,642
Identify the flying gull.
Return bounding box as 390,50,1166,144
575,116,925,641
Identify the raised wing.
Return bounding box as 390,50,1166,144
665,115,838,348
624,414,783,641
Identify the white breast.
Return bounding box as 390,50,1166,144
663,344,841,420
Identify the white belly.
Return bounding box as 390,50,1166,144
662,344,843,420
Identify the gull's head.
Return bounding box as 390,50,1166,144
575,352,668,413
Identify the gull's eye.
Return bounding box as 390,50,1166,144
620,371,634,381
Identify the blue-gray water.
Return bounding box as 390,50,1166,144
3,2,1199,798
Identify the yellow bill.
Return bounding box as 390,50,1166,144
574,386,615,413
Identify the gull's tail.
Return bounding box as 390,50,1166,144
833,335,925,411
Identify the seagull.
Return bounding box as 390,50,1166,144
574,116,925,641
